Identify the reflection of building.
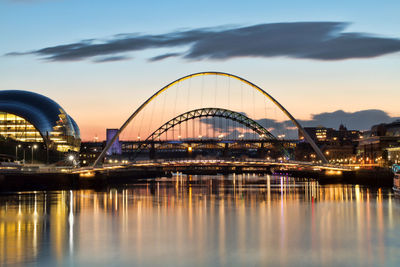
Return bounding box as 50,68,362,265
297,125,360,163
0,90,80,162
0,177,391,266
0,192,70,265
358,120,400,165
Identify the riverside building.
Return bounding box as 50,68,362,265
0,90,81,163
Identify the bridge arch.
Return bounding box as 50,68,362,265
94,72,327,166
131,107,287,159
147,108,276,141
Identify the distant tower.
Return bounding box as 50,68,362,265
106,129,122,155
339,124,347,131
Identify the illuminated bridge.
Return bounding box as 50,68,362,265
93,71,328,168
0,72,380,188
128,107,293,160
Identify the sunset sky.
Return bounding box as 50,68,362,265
1,0,399,141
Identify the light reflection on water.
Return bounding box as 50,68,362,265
0,174,399,266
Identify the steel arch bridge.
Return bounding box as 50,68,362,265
94,72,328,166
132,107,290,159
148,107,276,141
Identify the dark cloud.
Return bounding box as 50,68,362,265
201,115,295,138
6,22,400,62
299,109,400,130
92,55,131,63
272,109,400,138
6,29,211,62
201,109,400,139
224,129,255,140
149,53,181,62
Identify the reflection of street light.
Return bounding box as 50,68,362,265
32,144,38,164
15,144,21,161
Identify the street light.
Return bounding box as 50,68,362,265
15,144,21,161
67,154,77,167
32,144,38,164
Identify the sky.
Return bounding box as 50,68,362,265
1,0,399,141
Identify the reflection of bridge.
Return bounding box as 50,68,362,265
94,72,328,167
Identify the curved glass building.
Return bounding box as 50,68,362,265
0,90,81,152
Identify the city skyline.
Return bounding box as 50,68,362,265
1,0,400,140
1,2,400,266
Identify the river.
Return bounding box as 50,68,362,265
0,174,399,266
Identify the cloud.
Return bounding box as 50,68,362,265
299,109,400,130
148,52,181,62
201,109,400,139
6,22,400,63
92,55,131,63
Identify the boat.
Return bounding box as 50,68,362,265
392,164,400,195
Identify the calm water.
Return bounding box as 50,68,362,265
1,174,399,266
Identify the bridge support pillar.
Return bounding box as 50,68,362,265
257,142,266,158
223,143,229,158
149,143,156,159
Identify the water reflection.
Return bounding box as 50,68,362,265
0,174,399,266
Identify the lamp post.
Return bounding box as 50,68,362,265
15,144,21,161
32,144,38,164
68,154,76,167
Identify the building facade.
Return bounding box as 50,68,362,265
358,120,400,165
0,90,81,162
297,125,360,163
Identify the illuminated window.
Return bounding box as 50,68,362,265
0,112,43,142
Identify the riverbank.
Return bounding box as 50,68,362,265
0,168,170,192
0,165,394,192
273,168,393,186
